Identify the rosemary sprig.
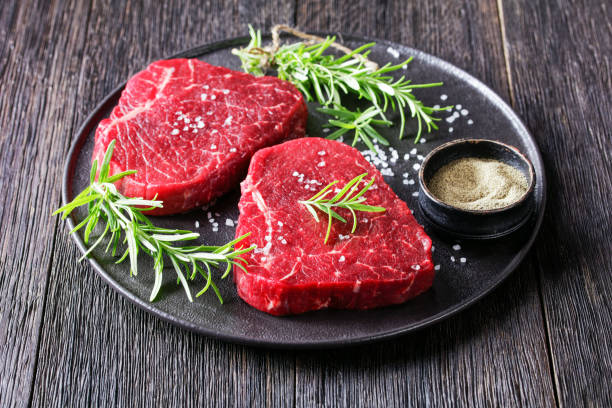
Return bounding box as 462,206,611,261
299,173,386,244
53,140,254,303
232,26,450,144
319,105,392,152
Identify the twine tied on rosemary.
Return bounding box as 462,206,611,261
253,24,379,72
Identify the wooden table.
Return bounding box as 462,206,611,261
1,1,610,406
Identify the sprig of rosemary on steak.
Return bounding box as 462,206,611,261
232,25,450,144
53,141,254,303
299,173,386,244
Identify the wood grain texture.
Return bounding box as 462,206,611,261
295,1,556,406
0,0,609,406
500,0,612,405
26,1,296,407
0,1,93,406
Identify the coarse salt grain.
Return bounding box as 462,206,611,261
386,46,400,59
434,265,441,271
460,257,467,263
229,147,237,152
467,119,474,125
171,129,179,135
225,219,234,227
451,256,456,262
440,94,448,100
195,221,200,228
452,244,461,251
339,255,346,262
461,109,469,116
412,191,419,197
413,163,421,171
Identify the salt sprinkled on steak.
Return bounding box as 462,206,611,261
92,58,307,215
234,138,434,316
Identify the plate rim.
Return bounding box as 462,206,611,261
61,33,547,349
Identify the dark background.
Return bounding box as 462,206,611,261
0,0,610,406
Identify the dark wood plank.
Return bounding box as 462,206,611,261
27,0,296,407
0,1,93,406
500,0,612,405
295,1,557,406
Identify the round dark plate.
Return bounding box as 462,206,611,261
62,34,546,348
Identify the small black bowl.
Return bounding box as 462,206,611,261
418,139,536,239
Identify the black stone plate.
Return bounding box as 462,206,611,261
62,34,546,348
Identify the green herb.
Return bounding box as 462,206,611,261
232,25,450,144
299,173,386,244
53,141,254,303
319,105,392,152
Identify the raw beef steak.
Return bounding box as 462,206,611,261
235,138,434,316
92,58,307,215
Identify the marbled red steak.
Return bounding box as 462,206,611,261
92,58,307,215
234,138,434,316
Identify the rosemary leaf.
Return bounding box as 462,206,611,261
299,173,385,243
